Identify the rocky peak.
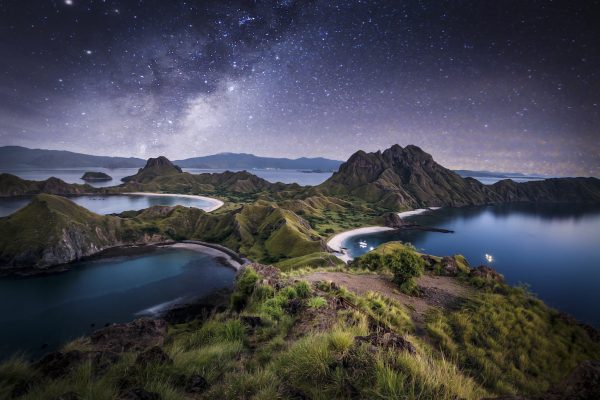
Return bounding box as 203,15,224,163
121,156,182,183
319,144,493,209
144,156,182,172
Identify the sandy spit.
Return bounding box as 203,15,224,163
124,192,224,212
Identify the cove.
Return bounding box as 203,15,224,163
0,246,236,360
341,203,600,327
0,193,221,217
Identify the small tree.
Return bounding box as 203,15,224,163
385,249,425,294
355,252,383,271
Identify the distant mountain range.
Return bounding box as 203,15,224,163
0,146,144,169
0,146,343,171
0,146,547,179
174,152,343,171
454,169,546,179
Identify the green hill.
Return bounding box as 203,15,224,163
0,174,96,197
0,194,133,269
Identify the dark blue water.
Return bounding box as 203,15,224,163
0,194,216,217
343,204,600,327
0,247,235,360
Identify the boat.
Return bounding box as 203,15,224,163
485,253,494,263
359,240,368,248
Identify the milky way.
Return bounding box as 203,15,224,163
0,0,598,176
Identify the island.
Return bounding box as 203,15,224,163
80,171,112,182
0,144,599,399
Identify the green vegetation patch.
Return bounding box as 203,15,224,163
426,286,600,396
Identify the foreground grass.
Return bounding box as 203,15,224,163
426,285,600,395
1,263,598,399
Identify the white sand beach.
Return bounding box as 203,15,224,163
124,192,224,212
328,207,443,262
168,242,243,270
327,226,395,263
397,207,441,218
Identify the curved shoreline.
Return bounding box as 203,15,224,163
170,241,247,271
327,207,442,262
124,192,224,212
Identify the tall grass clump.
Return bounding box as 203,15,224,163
369,350,486,400
426,287,600,395
307,296,327,309
0,356,37,399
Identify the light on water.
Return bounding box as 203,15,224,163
0,247,236,360
0,193,217,217
344,203,600,327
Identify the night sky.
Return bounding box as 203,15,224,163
0,1,598,176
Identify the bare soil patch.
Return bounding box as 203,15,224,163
301,271,474,334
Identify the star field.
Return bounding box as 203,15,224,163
0,0,598,176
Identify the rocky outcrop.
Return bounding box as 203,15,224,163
319,145,498,209
34,350,120,379
121,156,183,183
135,346,172,367
318,144,600,209
90,318,168,353
470,265,504,282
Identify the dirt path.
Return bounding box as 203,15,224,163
302,271,474,334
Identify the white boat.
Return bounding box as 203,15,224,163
359,240,368,248
485,253,494,263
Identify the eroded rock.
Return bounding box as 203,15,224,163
470,265,504,282
135,346,172,367
90,318,167,353
185,374,209,393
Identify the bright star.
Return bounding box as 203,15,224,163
64,0,73,5
84,50,92,55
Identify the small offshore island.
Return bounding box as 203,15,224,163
80,171,112,182
0,145,599,399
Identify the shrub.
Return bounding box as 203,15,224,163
231,267,260,310
353,252,383,271
385,249,424,293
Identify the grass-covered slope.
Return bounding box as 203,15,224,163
0,174,96,197
0,195,328,270
143,201,327,264
3,259,597,399
0,194,138,269
426,287,600,395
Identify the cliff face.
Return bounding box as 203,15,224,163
319,145,600,209
0,194,155,269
